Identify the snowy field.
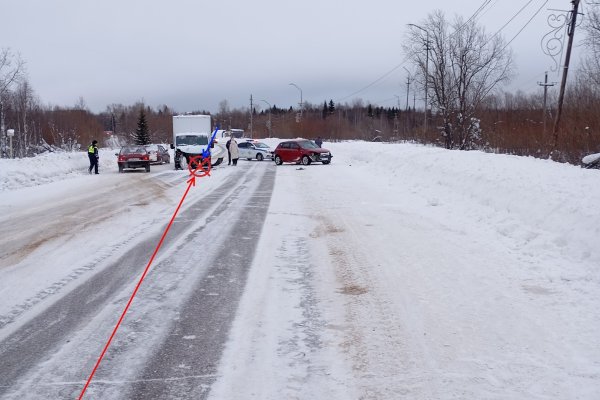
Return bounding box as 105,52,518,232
1,139,599,399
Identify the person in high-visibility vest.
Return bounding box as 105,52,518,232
88,140,99,174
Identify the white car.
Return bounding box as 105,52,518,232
237,140,274,161
145,144,171,164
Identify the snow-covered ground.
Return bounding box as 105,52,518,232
1,140,599,399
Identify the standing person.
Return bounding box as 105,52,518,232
226,137,232,165
229,136,239,166
315,136,323,148
88,140,99,174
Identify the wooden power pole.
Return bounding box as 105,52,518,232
538,71,556,137
551,0,581,155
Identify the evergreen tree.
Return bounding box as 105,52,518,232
328,99,335,114
322,101,328,119
133,107,150,145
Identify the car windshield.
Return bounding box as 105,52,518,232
298,140,319,149
145,145,158,151
121,146,146,154
176,135,208,146
254,142,269,149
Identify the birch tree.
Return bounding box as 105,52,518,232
404,10,513,149
0,48,26,157
581,4,600,88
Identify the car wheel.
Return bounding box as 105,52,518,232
322,161,330,165
301,155,311,166
275,155,283,165
256,153,263,161
118,165,124,173
179,154,188,170
145,165,151,172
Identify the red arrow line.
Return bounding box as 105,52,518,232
78,175,196,399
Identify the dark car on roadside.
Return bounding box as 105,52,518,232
145,144,171,165
116,145,151,173
273,139,332,166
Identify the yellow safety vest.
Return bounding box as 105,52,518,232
88,145,95,154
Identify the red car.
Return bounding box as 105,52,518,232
116,146,151,173
273,139,332,166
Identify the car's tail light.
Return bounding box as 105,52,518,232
142,155,149,160
118,155,125,162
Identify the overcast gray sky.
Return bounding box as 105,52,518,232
1,0,585,114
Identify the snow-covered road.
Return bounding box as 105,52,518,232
1,140,599,399
0,160,275,399
210,141,600,399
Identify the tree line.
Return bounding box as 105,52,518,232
1,8,599,165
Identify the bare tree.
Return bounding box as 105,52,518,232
14,80,36,156
0,48,26,157
581,4,600,89
0,48,25,96
404,10,513,149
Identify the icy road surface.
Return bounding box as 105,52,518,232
0,161,274,399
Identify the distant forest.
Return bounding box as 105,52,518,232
0,86,598,165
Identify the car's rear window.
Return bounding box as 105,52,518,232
121,147,146,154
298,140,318,149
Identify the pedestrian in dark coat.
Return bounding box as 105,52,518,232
226,137,232,165
88,140,99,174
315,136,323,148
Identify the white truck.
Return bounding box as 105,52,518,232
171,115,226,170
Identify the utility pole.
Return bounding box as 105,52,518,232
408,23,429,134
551,0,581,154
403,67,411,111
261,99,272,137
249,94,253,138
538,71,556,137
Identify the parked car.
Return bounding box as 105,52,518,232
238,140,274,161
273,139,332,166
116,146,151,173
145,144,171,164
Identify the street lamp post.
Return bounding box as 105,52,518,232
261,99,272,137
408,23,429,134
289,83,303,122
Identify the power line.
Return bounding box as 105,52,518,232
336,1,495,103
486,0,536,45
452,0,495,36
501,0,549,53
335,0,547,104
465,0,493,25
476,0,500,20
335,57,409,103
